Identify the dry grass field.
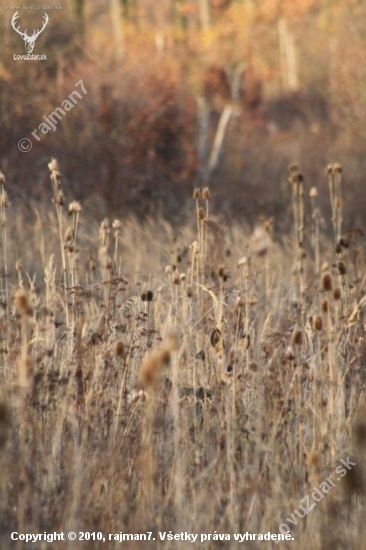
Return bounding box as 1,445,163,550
0,160,365,549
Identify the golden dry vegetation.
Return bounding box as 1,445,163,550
0,161,365,548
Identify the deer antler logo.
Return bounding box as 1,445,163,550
11,11,49,54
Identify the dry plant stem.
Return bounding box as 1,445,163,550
328,165,343,244
0,184,9,316
325,302,336,457
310,192,321,277
171,349,183,525
51,171,69,331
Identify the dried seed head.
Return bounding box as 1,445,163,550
313,316,323,331
322,300,328,313
115,341,124,358
112,219,121,230
55,190,64,206
309,187,318,198
48,157,60,174
64,227,74,242
141,292,147,302
322,274,332,292
0,402,10,425
342,458,363,495
68,200,81,214
288,163,299,174
307,450,320,468
333,288,341,301
101,218,109,231
335,242,342,254
198,207,205,221
146,290,154,302
14,288,32,316
218,266,225,278
186,286,194,298
333,163,342,173
353,405,366,446
172,272,180,285
293,330,303,346
285,346,295,361
165,265,172,274
202,187,211,200
338,261,347,275
210,328,222,350
141,348,171,389
193,188,201,200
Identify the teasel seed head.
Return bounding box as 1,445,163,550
55,190,64,206
322,300,328,313
146,290,154,302
141,348,171,389
68,200,81,214
172,272,180,285
14,288,33,317
342,458,363,496
288,163,299,174
353,405,366,446
333,288,341,300
293,330,303,346
202,187,211,200
307,450,320,468
340,237,349,249
48,157,60,175
313,316,323,331
198,207,205,221
322,274,332,292
338,261,347,275
112,219,121,230
64,227,74,242
193,188,201,200
115,341,124,358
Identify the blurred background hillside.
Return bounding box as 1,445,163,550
1,0,366,229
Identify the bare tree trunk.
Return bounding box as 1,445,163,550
110,0,124,60
198,0,211,30
278,17,298,92
206,104,233,183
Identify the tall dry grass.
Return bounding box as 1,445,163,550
0,161,365,549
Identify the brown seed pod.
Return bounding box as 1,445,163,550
322,274,332,292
